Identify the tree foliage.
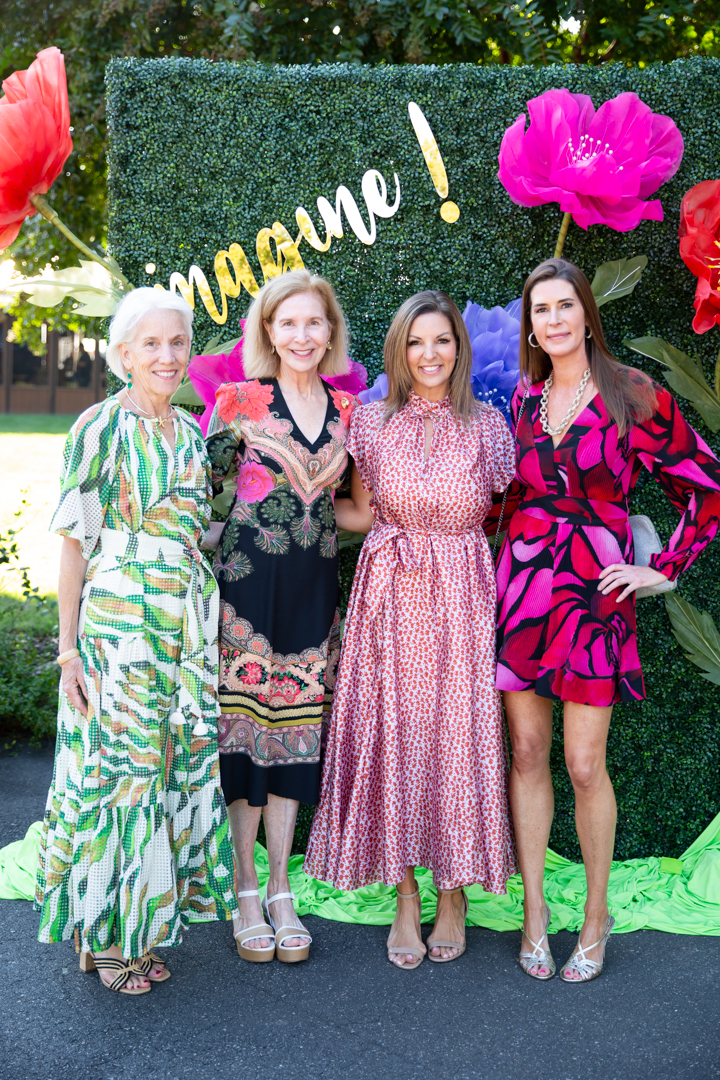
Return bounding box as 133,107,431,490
1,0,718,345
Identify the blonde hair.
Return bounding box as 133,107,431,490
106,287,193,381
383,290,476,425
242,270,349,379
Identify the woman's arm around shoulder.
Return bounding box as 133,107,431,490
335,462,374,534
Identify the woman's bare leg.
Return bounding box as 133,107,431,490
504,689,555,975
263,794,308,948
429,888,467,960
562,701,616,977
227,798,272,950
387,866,425,968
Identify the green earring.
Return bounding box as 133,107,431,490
127,369,132,389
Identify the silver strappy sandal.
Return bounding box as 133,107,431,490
560,915,615,983
518,906,556,980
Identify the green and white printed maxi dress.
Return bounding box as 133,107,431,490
35,399,238,957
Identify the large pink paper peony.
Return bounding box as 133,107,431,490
498,89,684,232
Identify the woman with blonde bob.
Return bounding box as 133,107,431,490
305,290,518,969
205,269,356,964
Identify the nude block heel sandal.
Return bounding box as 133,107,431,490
387,887,426,970
234,889,276,962
427,887,468,964
79,951,151,995
263,890,312,963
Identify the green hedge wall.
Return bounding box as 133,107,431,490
106,57,720,862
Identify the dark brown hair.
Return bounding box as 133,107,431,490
383,290,476,424
520,258,657,436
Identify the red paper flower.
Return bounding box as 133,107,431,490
679,178,720,334
0,47,73,250
329,388,356,428
236,461,274,504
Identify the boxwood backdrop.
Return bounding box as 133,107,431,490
106,56,720,862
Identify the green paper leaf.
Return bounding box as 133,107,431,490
338,529,365,549
211,474,238,519
590,256,647,308
200,334,242,356
171,377,204,408
5,260,125,316
664,593,720,686
624,336,720,431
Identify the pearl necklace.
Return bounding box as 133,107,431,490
539,369,591,436
125,391,176,428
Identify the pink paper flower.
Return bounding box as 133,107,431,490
189,334,245,434
498,89,684,232
236,461,274,504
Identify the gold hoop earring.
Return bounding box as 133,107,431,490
528,332,539,348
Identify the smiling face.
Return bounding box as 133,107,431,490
119,309,190,404
529,278,588,361
406,311,457,400
265,291,331,377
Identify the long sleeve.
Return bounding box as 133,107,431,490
631,386,720,581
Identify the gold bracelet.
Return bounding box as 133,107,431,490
57,648,80,667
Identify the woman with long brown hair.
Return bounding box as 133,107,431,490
305,290,518,969
496,258,720,983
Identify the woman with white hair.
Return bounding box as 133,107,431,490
205,269,357,964
35,287,237,995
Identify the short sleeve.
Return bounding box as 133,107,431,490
50,402,121,560
482,405,516,493
346,403,376,491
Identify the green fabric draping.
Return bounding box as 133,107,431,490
4,812,719,934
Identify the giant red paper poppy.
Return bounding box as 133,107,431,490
679,178,720,334
0,47,73,250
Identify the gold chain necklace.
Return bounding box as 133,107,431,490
125,391,176,429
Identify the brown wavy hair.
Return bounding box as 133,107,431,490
520,258,656,436
382,290,476,425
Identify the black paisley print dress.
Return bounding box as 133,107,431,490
206,377,355,806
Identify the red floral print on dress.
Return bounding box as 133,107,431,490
243,662,263,684
236,461,274,504
215,379,275,424
329,388,355,428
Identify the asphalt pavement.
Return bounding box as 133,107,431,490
1,742,718,1080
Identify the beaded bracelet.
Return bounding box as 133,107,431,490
57,648,80,667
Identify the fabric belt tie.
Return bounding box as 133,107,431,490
98,528,217,737
519,491,629,529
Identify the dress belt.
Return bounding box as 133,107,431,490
518,491,629,528
97,528,217,736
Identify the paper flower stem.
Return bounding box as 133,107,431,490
554,211,572,258
715,342,720,402
29,193,132,289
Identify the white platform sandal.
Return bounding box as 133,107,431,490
234,889,276,962
262,890,312,963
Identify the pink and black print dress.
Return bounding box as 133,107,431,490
305,393,518,893
495,381,720,707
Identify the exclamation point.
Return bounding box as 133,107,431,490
408,102,460,224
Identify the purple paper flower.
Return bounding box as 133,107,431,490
498,89,684,232
464,298,521,424
358,372,388,404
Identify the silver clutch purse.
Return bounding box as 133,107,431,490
629,514,677,598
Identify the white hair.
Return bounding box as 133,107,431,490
106,287,194,381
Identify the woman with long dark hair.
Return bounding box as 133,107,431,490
496,258,720,983
305,291,517,969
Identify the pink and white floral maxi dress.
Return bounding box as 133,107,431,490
304,393,518,893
